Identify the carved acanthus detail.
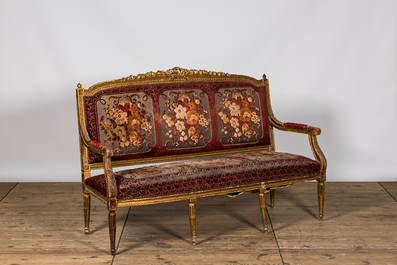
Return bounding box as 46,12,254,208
122,67,231,81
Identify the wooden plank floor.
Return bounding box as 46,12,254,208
0,182,396,265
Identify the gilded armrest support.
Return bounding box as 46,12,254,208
103,156,118,211
78,123,117,208
78,122,113,158
309,134,327,176
269,115,327,175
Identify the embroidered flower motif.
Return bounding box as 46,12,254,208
141,122,148,131
128,115,141,130
251,112,260,124
242,100,249,108
245,131,252,139
105,105,115,116
175,120,185,132
242,123,250,133
217,88,262,144
179,135,188,142
129,106,139,115
188,102,196,110
175,104,187,119
115,126,126,137
129,131,139,141
163,115,174,127
122,137,130,147
229,102,240,117
220,114,229,124
188,126,196,137
101,120,114,133
161,90,210,148
191,135,198,143
186,111,199,125
115,110,128,125
232,90,243,100
230,117,239,128
234,131,242,138
98,94,154,153
178,91,190,101
199,117,209,127
119,95,132,106
240,108,251,122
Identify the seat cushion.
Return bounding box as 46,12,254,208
85,151,321,201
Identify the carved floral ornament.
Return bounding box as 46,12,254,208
121,67,231,81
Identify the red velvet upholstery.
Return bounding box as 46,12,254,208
85,151,321,201
284,122,308,131
90,140,105,149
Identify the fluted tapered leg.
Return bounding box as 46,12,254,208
317,181,325,220
270,189,275,208
188,198,197,245
258,190,268,233
109,211,117,255
84,193,91,235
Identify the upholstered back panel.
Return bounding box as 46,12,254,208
83,81,271,164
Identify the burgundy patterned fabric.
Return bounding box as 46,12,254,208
83,82,271,164
85,151,321,201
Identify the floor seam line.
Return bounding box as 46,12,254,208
0,183,19,203
112,206,131,263
378,182,397,203
267,204,285,265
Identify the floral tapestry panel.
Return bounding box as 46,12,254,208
159,89,211,150
215,87,263,145
96,93,155,155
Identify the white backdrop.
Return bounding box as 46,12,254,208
0,0,396,182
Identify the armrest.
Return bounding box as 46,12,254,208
269,116,321,136
282,122,321,136
78,123,113,158
88,140,114,158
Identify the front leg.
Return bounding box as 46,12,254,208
109,211,117,255
258,189,268,233
270,189,275,208
84,192,91,234
188,198,197,245
317,180,325,220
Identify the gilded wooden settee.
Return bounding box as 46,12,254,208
76,67,327,255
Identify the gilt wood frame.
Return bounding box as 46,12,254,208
76,67,327,255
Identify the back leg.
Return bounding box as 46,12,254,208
317,180,325,220
109,211,117,255
84,192,91,234
270,189,275,208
